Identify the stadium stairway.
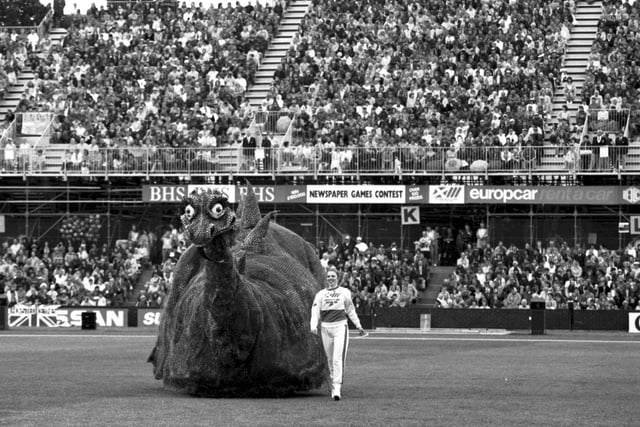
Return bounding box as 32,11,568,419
244,0,311,108
419,266,455,307
48,27,68,48
621,141,640,170
0,27,68,123
0,67,35,123
129,266,155,306
540,0,603,170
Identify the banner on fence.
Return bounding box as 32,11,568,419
465,186,619,205
143,185,307,203
428,185,465,204
20,112,51,135
142,185,624,205
629,313,640,333
307,185,406,204
8,305,127,328
137,308,163,327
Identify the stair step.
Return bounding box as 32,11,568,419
255,70,275,77
575,12,602,19
246,91,270,97
565,47,592,54
570,33,598,40
274,30,297,37
7,86,26,93
558,75,585,81
567,39,597,46
572,24,598,31
265,47,290,54
563,58,589,65
284,13,306,19
261,57,283,64
247,85,271,92
564,52,588,59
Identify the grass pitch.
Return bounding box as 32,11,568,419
0,329,638,427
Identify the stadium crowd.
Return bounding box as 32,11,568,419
4,0,639,176
0,226,147,308
0,0,50,27
3,219,640,313
27,0,285,151
0,0,586,175
583,0,640,111
0,222,188,309
267,0,575,168
436,236,640,311
316,234,432,311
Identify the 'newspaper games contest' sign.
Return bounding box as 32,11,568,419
8,305,127,328
306,185,405,204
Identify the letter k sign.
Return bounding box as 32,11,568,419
402,206,420,225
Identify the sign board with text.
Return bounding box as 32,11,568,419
306,185,406,204
629,313,640,333
630,216,640,235
141,185,626,205
8,305,127,328
137,308,163,327
465,186,619,205
401,206,420,225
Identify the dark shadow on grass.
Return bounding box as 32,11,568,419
149,383,327,400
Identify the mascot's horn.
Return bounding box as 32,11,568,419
240,180,261,229
242,211,277,253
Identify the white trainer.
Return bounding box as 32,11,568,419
331,383,341,400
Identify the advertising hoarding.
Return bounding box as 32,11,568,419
8,305,127,328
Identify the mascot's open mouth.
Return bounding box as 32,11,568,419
198,223,235,261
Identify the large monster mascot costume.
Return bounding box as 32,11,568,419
148,184,328,396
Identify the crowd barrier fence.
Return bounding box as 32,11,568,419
1,144,637,177
1,305,637,331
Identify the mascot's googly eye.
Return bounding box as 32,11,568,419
184,205,196,221
211,203,225,219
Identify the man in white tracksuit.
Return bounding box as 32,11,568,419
310,267,366,400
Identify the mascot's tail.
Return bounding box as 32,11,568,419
147,345,157,364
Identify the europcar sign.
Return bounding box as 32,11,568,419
465,186,619,205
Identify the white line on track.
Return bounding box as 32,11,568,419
355,336,640,344
1,334,639,344
0,334,157,338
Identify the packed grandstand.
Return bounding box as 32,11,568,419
1,0,640,320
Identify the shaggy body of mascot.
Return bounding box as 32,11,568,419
148,185,328,396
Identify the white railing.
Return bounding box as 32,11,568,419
1,144,636,177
